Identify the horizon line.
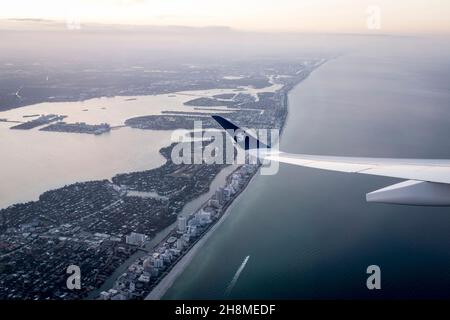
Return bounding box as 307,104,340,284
1,18,450,37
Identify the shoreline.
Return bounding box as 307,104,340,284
142,62,327,300
0,60,325,300
86,164,238,299
145,166,259,300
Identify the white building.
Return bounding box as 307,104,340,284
177,216,187,232
187,225,198,236
223,187,232,200
208,199,220,209
143,257,153,269
125,232,146,246
138,275,150,283
99,291,110,300
154,258,164,268
182,234,190,243
108,289,118,296
197,210,211,225
176,238,184,250
215,187,225,204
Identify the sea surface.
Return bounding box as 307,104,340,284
164,37,450,299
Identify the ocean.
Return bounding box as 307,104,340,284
163,37,450,299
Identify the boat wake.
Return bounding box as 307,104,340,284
224,255,250,297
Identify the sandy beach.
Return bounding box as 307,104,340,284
145,169,258,300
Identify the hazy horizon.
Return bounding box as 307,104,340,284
1,0,450,35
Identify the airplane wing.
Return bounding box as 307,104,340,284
262,151,450,185
212,115,450,206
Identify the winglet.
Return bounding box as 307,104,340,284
212,115,271,150
211,115,240,131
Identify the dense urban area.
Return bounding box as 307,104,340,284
0,59,323,299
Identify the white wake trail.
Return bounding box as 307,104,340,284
225,255,250,297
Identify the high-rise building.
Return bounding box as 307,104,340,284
177,216,187,233
223,187,232,200
208,199,220,209
154,258,164,268
197,209,212,225
189,215,200,227
215,187,225,204
151,268,159,278
176,238,184,250
125,232,146,246
143,257,153,270
162,252,171,264
187,225,198,236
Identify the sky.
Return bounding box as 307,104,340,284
1,0,450,34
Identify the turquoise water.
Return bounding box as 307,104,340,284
164,38,450,299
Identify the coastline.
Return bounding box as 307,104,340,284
0,56,328,300
87,164,238,299
0,62,323,300
142,62,327,300
145,165,260,300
